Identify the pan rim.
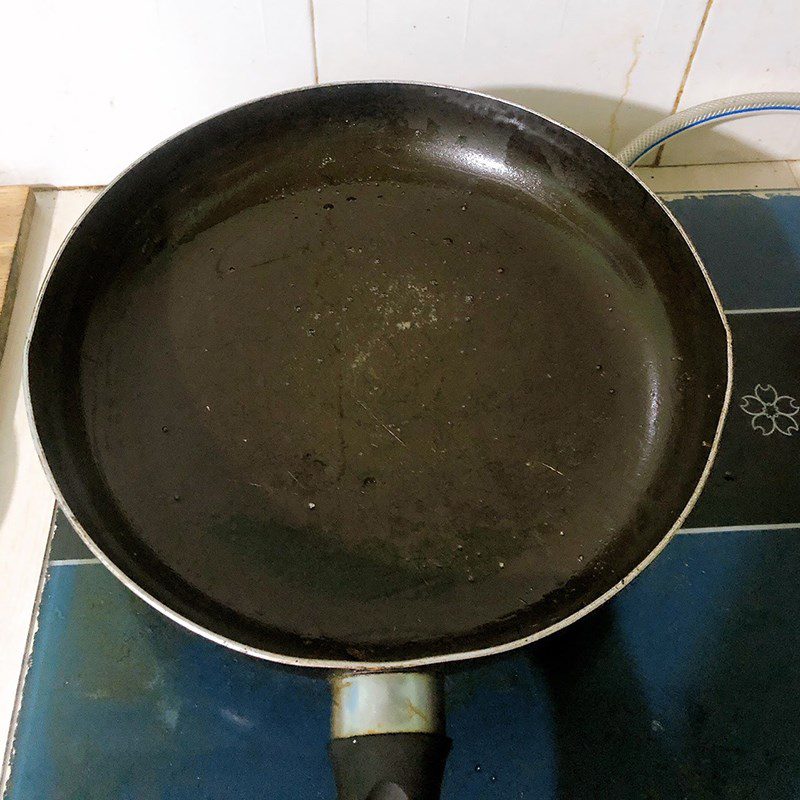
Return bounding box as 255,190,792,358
24,80,734,669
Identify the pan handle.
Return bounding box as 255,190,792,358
329,672,450,800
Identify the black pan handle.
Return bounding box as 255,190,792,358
329,672,450,800
329,732,451,800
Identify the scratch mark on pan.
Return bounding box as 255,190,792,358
287,470,307,489
462,0,472,48
608,33,643,151
527,460,565,476
356,400,407,447
540,462,564,476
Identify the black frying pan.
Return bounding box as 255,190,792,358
26,83,730,797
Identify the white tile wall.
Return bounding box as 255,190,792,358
1,2,800,197
0,0,316,186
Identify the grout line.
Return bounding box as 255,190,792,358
0,505,57,795
462,0,472,49
679,522,800,534
309,0,320,84
608,33,643,153
725,307,800,315
653,0,715,166
641,158,800,170
49,557,101,567
656,187,800,197
34,184,105,193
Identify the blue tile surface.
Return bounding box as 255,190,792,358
7,564,334,800
7,531,800,799
667,193,800,310
11,191,800,800
686,311,800,527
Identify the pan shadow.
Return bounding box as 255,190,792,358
477,86,774,164
516,531,800,799
528,605,681,798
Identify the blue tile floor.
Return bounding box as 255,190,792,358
6,191,800,799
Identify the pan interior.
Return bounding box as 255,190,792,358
29,85,728,662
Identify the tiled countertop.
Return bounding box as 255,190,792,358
2,164,800,799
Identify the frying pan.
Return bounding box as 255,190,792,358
26,83,731,798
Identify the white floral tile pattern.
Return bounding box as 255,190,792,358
740,384,800,437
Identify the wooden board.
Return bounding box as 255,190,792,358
0,186,35,361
